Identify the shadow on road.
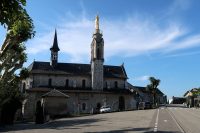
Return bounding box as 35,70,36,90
85,127,183,133
166,104,187,108
0,118,105,132
85,127,151,133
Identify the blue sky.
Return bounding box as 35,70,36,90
1,0,200,99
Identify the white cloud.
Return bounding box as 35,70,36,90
26,13,200,63
164,34,200,52
134,75,150,81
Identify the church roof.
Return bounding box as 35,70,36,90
50,30,60,52
28,61,128,79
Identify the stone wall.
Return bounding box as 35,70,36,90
23,90,136,121
68,92,137,114
23,92,43,120
44,97,68,116
21,73,126,92
104,78,126,89
91,60,103,90
32,74,91,88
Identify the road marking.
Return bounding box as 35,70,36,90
164,120,168,122
167,109,185,133
154,109,159,132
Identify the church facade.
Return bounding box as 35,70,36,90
21,16,137,120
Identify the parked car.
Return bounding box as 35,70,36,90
145,102,152,109
138,102,145,110
100,106,111,113
138,102,152,110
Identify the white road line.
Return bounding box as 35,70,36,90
167,109,185,133
154,109,160,132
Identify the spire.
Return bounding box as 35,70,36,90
95,15,99,31
50,29,60,52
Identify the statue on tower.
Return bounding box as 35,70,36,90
95,15,99,30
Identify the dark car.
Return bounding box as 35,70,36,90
145,102,152,109
138,102,152,110
138,102,145,110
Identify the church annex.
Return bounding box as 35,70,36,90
21,16,137,120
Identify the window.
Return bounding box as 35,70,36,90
48,78,52,87
97,48,100,59
114,81,118,88
105,81,108,89
65,79,69,88
22,83,26,93
30,82,33,88
82,103,86,111
106,82,110,89
52,52,57,60
73,80,76,88
82,79,86,88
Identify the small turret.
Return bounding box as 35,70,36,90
50,30,60,67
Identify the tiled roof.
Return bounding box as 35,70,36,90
128,83,164,95
28,61,128,79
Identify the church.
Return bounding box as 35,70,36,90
21,16,137,120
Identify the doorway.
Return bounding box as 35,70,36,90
118,96,125,111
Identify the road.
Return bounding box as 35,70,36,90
1,105,200,133
151,104,200,133
165,104,200,133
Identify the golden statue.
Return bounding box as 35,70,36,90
95,15,99,30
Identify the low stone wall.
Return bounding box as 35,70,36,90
23,90,136,121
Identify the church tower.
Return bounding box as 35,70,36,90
50,30,60,67
91,15,104,90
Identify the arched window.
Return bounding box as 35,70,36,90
105,81,108,89
73,80,77,88
82,79,86,88
115,81,118,88
48,78,52,87
22,83,26,93
65,79,69,88
97,48,100,59
82,103,86,111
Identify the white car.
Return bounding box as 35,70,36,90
100,106,111,113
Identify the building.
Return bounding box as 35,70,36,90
21,16,137,120
128,83,166,106
184,88,200,107
170,96,186,104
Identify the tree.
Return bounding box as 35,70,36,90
146,77,160,108
192,88,200,96
0,0,34,125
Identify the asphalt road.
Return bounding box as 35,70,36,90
167,104,200,133
1,105,200,133
151,104,200,133
1,110,156,133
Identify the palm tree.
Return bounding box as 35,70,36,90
146,77,160,108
